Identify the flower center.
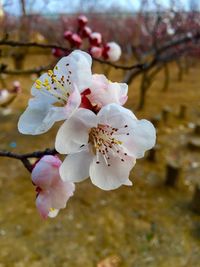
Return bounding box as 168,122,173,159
89,124,129,166
35,67,72,106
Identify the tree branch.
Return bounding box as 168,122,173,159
0,148,57,172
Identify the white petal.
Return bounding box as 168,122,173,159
107,42,121,62
18,102,54,135
116,119,156,158
89,153,135,190
97,103,137,129
18,98,67,135
55,108,97,154
50,181,75,209
54,50,92,92
59,148,92,182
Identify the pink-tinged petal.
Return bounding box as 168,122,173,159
50,180,75,209
64,85,81,116
36,191,52,219
43,85,81,123
32,156,62,189
55,108,97,154
115,119,156,159
32,155,75,219
89,153,135,190
87,75,128,109
59,148,92,182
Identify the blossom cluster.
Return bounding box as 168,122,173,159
52,15,121,62
18,50,156,219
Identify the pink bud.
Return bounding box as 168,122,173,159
71,33,82,48
12,81,21,93
52,48,63,58
89,32,102,46
89,46,102,58
31,155,75,219
102,42,121,62
63,30,73,41
78,15,88,27
81,26,92,38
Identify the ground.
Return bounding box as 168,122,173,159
0,54,200,267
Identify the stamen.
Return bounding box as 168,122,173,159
89,124,126,167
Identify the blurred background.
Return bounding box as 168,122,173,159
0,0,200,266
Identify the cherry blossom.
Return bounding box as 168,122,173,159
103,42,122,62
31,155,75,219
55,104,156,190
81,74,128,112
18,50,92,135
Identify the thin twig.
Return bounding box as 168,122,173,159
0,148,57,172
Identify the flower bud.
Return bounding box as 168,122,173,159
78,15,88,27
89,32,102,46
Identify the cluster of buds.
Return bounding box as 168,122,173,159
53,15,121,62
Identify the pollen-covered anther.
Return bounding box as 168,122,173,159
89,124,124,166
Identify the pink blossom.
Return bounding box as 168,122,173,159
32,155,75,218
81,74,128,112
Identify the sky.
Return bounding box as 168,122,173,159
2,0,199,16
